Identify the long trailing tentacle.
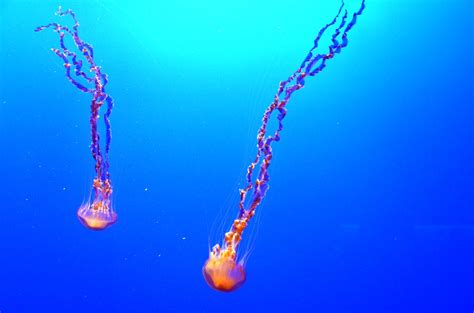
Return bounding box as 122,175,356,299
36,7,114,189
298,1,345,74
213,0,366,260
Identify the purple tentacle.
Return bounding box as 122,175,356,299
36,7,115,185
236,0,366,232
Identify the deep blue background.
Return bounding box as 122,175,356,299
0,0,473,312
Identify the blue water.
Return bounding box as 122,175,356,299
1,0,473,312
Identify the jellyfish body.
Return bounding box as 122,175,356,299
77,179,116,230
204,209,253,291
203,254,246,292
36,8,117,230
77,201,117,231
204,0,366,291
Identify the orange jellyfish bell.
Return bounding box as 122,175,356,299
203,246,246,292
77,200,117,231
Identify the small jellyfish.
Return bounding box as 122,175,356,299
36,8,117,230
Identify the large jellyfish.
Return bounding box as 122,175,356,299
204,0,366,292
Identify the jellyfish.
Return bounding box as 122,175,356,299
36,8,117,230
203,0,366,292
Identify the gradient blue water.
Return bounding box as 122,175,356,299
0,0,473,312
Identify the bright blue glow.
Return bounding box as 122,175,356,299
0,0,472,312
